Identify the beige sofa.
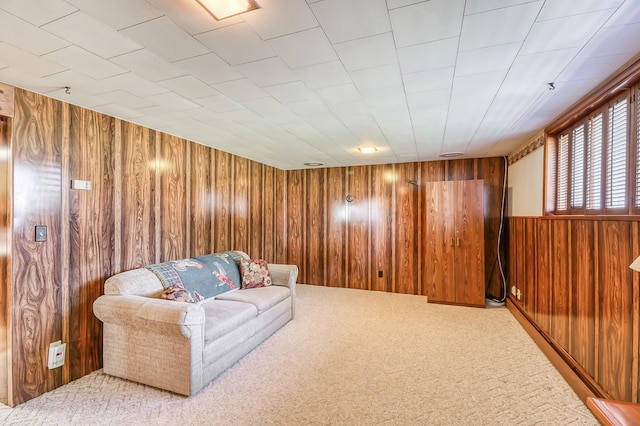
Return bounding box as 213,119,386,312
93,251,297,396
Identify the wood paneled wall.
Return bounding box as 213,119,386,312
0,115,11,405
283,158,506,297
4,89,281,406
509,216,640,402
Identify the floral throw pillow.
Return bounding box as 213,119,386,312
240,259,272,289
161,284,196,303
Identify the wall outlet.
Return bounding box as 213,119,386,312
48,340,66,369
511,285,517,296
516,289,521,300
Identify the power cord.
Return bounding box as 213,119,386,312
487,156,508,303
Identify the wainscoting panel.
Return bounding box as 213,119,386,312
508,216,639,403
0,115,11,405
67,106,114,381
12,90,64,403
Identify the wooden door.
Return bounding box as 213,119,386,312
454,180,485,307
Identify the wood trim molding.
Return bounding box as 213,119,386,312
546,55,640,135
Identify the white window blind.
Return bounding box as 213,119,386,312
586,113,603,210
636,88,640,208
606,98,628,209
571,125,585,208
557,133,569,211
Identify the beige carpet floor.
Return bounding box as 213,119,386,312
0,284,597,425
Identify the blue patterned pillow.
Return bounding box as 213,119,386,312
146,253,241,302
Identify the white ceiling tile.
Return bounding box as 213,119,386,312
42,11,141,58
43,45,127,80
397,37,459,74
147,0,241,35
455,42,520,76
558,54,630,83
267,27,337,69
329,100,369,116
604,0,640,27
408,88,450,110
390,0,465,48
109,49,186,82
403,67,454,93
537,0,623,21
335,33,397,72
350,64,403,92
0,67,60,93
187,107,223,123
213,79,268,101
158,75,219,98
101,90,154,109
46,87,108,108
195,94,244,112
577,22,640,58
0,42,67,77
196,23,276,65
264,81,316,104
464,0,538,15
44,69,115,95
506,48,580,83
146,91,200,110
65,0,162,30
93,103,145,119
99,72,168,97
0,9,70,56
236,57,299,87
220,108,263,123
310,0,391,43
294,60,351,89
0,0,77,26
173,53,244,85
243,0,319,40
120,16,208,62
387,0,425,9
521,10,614,55
243,97,300,124
459,2,540,51
315,84,361,104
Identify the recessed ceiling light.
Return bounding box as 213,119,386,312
358,147,377,154
304,162,324,167
196,0,259,20
439,152,464,158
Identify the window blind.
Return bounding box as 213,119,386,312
571,125,585,208
606,98,628,209
586,113,603,210
557,133,569,211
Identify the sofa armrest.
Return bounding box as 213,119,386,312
93,295,205,338
268,263,298,317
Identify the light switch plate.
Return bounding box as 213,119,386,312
35,225,47,242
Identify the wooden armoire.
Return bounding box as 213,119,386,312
424,179,485,307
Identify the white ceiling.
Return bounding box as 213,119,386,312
1,0,639,169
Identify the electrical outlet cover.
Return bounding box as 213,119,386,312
48,342,66,369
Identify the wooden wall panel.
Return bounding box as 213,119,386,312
370,164,393,292
67,106,114,381
286,170,304,282
570,220,595,378
119,122,156,270
12,90,63,404
346,166,370,290
325,167,346,287
550,220,571,350
535,219,552,333
190,143,212,257
248,162,263,258
305,168,325,286
262,166,276,262
393,162,420,295
0,115,11,405
159,134,187,262
274,169,287,264
232,156,249,253
213,151,232,252
522,218,537,313
597,221,634,401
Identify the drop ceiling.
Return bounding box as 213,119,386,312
1,0,639,169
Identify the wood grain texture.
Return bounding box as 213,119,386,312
68,106,114,381
159,134,187,262
535,219,552,333
325,167,346,287
232,156,249,253
0,115,11,405
12,89,63,404
248,161,263,258
212,151,232,253
0,83,15,117
286,169,304,282
370,164,393,292
120,122,156,270
347,166,370,290
550,220,571,350
305,168,325,286
189,143,212,257
597,221,634,401
393,162,420,295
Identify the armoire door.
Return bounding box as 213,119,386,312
425,180,485,307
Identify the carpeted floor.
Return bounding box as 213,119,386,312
0,284,597,425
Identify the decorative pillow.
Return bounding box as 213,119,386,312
146,253,241,302
161,285,195,303
240,259,272,289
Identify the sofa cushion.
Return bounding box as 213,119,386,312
216,286,290,314
146,253,241,302
202,300,258,344
239,258,272,289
